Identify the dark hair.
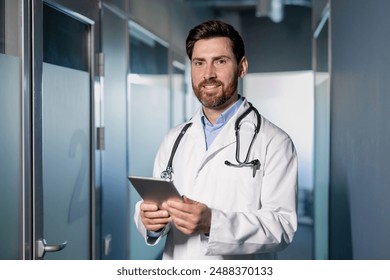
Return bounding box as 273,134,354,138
186,20,245,63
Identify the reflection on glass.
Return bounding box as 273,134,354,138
172,62,186,126
0,53,22,260
314,18,330,260
128,22,169,260
0,0,5,53
43,3,88,71
42,63,90,260
41,4,91,260
0,0,20,56
0,0,22,260
245,71,315,260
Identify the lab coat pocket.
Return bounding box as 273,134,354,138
219,156,264,211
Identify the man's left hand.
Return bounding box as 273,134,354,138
162,196,211,235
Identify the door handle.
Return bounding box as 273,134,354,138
36,238,68,258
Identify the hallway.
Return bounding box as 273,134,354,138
1,0,390,260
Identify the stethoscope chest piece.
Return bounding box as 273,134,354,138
160,122,193,180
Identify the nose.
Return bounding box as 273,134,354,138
203,63,216,80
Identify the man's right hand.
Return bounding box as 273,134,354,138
140,202,171,232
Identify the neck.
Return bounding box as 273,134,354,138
202,94,240,125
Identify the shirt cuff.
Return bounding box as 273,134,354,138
147,228,164,238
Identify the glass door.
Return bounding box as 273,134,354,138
313,1,330,260
32,0,99,259
0,0,25,260
127,21,170,260
171,60,186,127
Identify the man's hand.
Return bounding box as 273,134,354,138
163,196,211,235
140,202,170,232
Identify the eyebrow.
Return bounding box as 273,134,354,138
192,55,232,61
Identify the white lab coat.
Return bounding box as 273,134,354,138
134,99,298,260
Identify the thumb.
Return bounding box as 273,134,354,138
182,195,196,204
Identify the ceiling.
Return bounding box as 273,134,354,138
182,0,312,23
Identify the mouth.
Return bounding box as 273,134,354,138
203,84,220,90
200,81,222,91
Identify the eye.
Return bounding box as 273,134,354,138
215,58,227,67
192,60,204,67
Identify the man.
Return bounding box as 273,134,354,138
134,20,298,260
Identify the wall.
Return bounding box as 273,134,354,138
244,71,314,194
241,5,312,73
100,4,129,259
328,0,390,259
126,0,214,55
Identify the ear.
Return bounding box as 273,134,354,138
238,57,248,78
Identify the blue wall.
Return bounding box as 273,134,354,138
329,0,390,259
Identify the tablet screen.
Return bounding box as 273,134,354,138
128,176,182,207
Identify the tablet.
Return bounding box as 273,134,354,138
128,175,182,207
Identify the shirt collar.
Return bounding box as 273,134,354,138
201,96,243,128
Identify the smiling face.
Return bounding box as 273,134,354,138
191,37,248,112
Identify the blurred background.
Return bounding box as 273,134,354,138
1,0,389,260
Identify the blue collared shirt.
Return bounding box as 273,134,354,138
201,97,243,150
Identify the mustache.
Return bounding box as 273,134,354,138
198,79,223,88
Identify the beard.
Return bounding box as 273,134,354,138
192,78,238,109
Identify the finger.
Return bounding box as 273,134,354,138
167,206,188,220
140,202,158,211
166,200,193,213
142,215,169,224
170,216,197,235
141,214,170,229
168,207,200,231
167,201,211,235
174,224,193,235
142,209,169,219
144,219,168,228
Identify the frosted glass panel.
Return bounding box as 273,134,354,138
314,72,330,259
172,69,185,126
129,81,169,176
244,71,314,228
245,71,314,191
42,63,90,259
313,17,330,260
128,75,170,260
128,22,170,260
0,53,22,259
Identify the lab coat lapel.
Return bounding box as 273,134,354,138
186,109,207,150
196,100,251,174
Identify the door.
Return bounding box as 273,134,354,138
127,21,170,259
32,0,99,259
0,0,25,260
313,2,330,260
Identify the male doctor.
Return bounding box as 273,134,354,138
134,20,298,260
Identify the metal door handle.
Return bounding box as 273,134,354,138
36,238,68,258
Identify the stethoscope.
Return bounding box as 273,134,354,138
224,102,261,178
160,102,262,180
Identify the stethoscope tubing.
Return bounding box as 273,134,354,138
226,102,262,177
161,101,262,180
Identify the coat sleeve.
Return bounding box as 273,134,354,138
201,132,298,256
